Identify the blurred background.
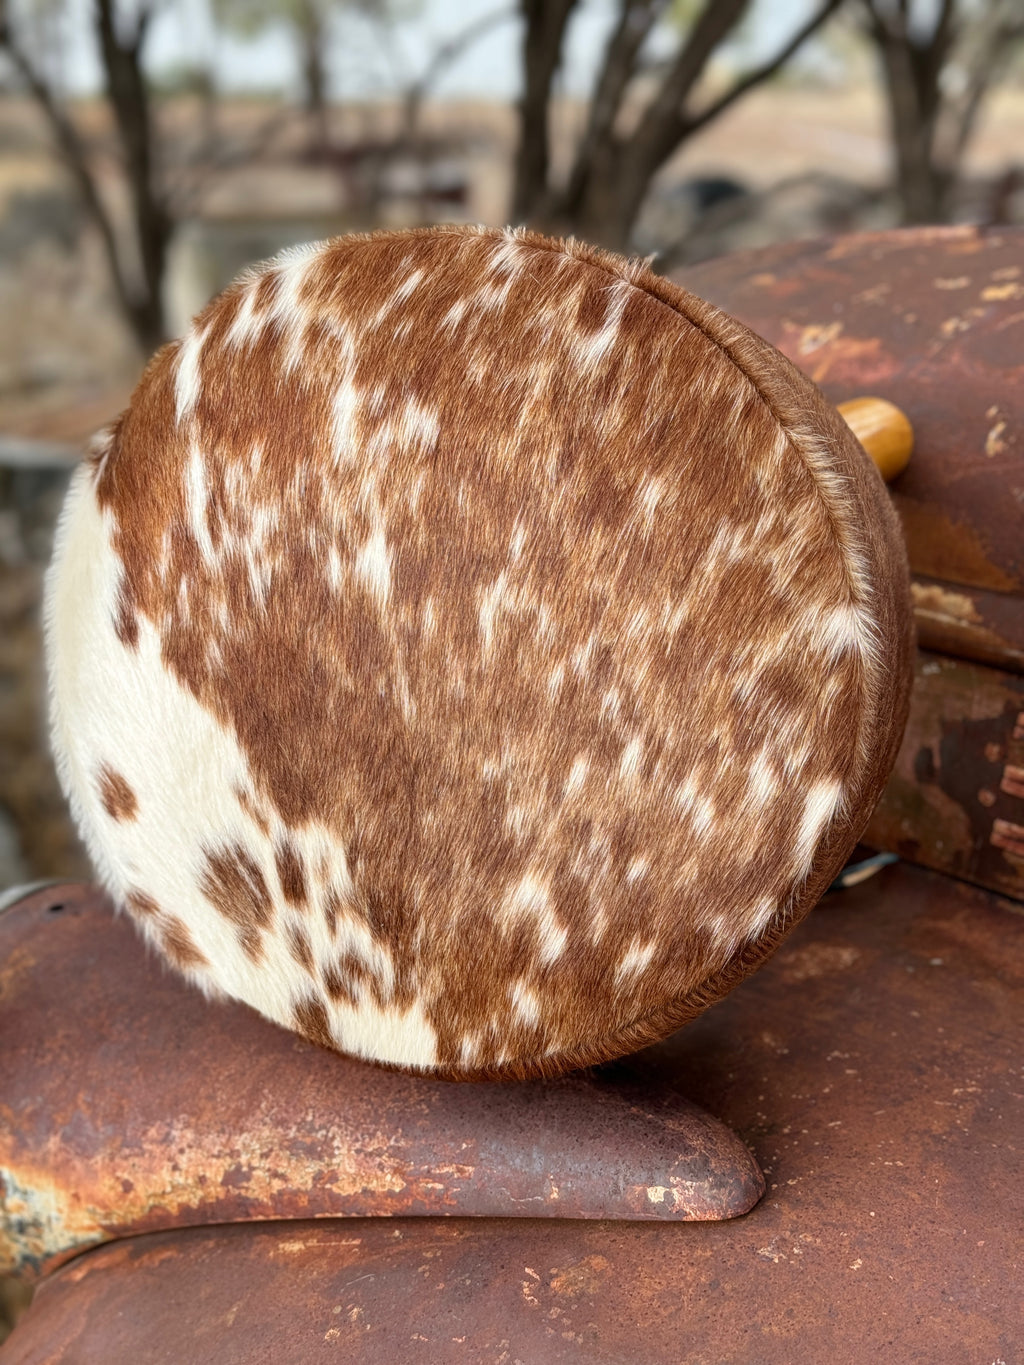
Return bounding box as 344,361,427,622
0,0,1022,893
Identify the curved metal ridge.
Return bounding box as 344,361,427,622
0,884,763,1277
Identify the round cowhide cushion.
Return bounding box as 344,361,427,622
45,226,913,1080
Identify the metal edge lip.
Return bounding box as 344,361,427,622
0,880,69,916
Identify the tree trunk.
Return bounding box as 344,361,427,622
571,146,650,253
875,31,946,222
1,4,170,356
512,0,577,224
514,0,843,253
95,0,172,353
299,1,330,159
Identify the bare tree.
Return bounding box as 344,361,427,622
512,0,845,252
1,0,172,354
214,0,426,159
213,0,335,157
860,0,1024,224
399,5,515,151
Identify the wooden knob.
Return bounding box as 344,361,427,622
837,396,913,482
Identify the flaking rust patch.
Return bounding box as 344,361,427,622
910,582,982,626
985,420,1007,457
548,1254,610,1298
0,1164,104,1274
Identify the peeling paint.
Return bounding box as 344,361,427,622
986,421,1008,457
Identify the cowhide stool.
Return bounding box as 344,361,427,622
8,225,987,1364
43,226,912,1081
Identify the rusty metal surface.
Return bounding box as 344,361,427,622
0,884,763,1278
680,226,1024,670
5,861,1021,1364
865,650,1024,900
910,576,1024,674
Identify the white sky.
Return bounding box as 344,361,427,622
7,0,833,101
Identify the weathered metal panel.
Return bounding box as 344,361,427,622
863,650,1024,899
680,225,1024,671
5,862,1022,1364
0,884,762,1279
910,576,1024,673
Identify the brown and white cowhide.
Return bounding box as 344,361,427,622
44,226,912,1080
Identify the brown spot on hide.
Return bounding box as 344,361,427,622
97,764,138,821
322,951,372,1005
293,994,334,1049
275,839,307,906
235,788,271,837
114,586,139,648
322,886,344,938
124,889,159,918
287,922,314,973
160,915,209,971
200,844,273,962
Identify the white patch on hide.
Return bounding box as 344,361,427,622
324,992,438,1071
355,526,391,605
184,443,215,564
615,938,655,982
226,281,264,350
44,467,438,1070
510,979,540,1027
175,323,208,423
505,873,566,964
574,280,630,367
478,572,509,655
565,755,589,795
793,779,844,877
332,378,363,465
619,737,643,780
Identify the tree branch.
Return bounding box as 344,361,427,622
628,0,747,171
560,0,666,217
937,0,1024,172
0,16,140,331
683,0,846,141
94,0,171,348
401,6,516,148
512,0,578,223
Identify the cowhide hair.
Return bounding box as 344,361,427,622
45,225,913,1080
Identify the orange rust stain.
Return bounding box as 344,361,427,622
985,421,1008,457
896,503,1018,594
852,283,891,305
780,322,888,385
824,227,978,262
794,321,843,356
549,1254,610,1298
779,943,862,983
981,283,1024,302
910,583,982,626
